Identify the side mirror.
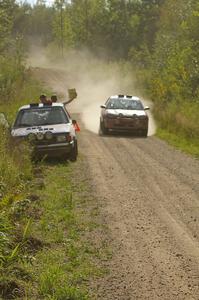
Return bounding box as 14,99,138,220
144,106,150,110
0,112,10,129
100,105,106,109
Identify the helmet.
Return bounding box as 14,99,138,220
40,94,47,100
40,94,48,104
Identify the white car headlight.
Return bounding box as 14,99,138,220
36,132,44,140
45,131,53,140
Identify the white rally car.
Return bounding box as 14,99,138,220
100,95,149,136
11,103,78,161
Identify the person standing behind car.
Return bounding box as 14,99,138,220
39,94,52,104
50,89,77,105
50,91,80,131
50,94,72,118
50,94,71,104
51,94,58,103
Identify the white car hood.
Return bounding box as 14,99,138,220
12,123,71,137
106,109,146,116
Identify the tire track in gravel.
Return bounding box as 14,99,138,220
78,124,199,300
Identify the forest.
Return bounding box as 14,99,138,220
0,0,199,141
0,0,199,298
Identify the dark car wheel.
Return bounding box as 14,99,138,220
100,120,108,135
142,128,148,137
70,139,78,162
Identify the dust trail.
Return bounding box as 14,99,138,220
142,99,156,136
28,47,156,136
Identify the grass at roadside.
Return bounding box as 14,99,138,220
0,72,43,200
150,99,199,158
0,67,108,299
0,74,42,300
156,128,199,158
0,157,106,299
0,73,46,298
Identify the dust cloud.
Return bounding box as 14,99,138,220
28,46,156,136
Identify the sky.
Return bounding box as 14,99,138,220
17,0,55,6
17,0,72,6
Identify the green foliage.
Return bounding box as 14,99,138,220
21,162,105,299
0,128,31,200
0,213,11,265
39,264,89,300
0,0,16,53
0,66,48,294
14,0,164,58
125,0,199,149
0,215,31,274
19,0,197,149
157,128,199,158
0,55,25,102
145,0,199,145
0,0,27,102
0,1,47,289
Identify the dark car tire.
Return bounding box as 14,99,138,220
69,139,78,162
142,128,148,137
100,120,108,135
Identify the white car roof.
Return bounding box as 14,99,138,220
19,102,64,111
109,95,141,101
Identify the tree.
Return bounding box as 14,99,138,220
0,0,16,53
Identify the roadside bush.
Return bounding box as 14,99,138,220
153,100,199,141
0,65,43,297
0,55,25,103
0,126,32,201
129,0,199,153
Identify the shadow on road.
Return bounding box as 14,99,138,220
98,129,148,140
33,156,70,167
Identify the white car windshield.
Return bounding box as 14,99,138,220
106,99,144,110
14,107,69,127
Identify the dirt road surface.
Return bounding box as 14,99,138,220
32,66,199,299
78,122,199,300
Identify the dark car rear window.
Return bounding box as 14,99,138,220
14,107,69,128
106,98,144,110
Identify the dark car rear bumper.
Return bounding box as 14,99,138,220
35,142,73,157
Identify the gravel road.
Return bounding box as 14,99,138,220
78,123,199,300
